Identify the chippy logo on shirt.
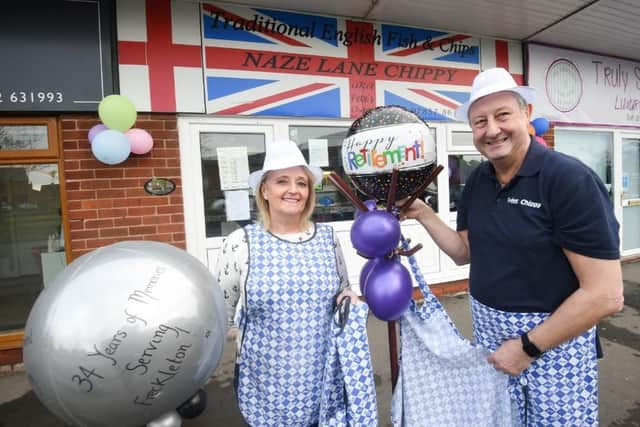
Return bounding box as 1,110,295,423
507,197,542,209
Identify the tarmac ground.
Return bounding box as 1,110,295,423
1,263,639,427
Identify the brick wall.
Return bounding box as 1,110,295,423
60,113,185,260
543,124,555,149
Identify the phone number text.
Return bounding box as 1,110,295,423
0,91,63,104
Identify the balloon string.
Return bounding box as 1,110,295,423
386,167,399,213
328,171,369,212
398,164,444,214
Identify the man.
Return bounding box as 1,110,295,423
402,67,623,425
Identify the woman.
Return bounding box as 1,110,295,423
215,139,358,426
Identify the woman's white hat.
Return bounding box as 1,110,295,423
454,67,536,122
248,139,324,191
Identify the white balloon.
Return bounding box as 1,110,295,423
23,241,226,427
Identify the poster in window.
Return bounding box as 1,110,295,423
216,146,250,190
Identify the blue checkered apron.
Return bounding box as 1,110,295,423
319,302,378,426
391,244,518,427
237,224,339,427
471,297,599,426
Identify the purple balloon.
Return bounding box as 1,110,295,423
351,210,400,258
359,257,383,296
364,258,413,321
354,199,377,219
88,123,107,143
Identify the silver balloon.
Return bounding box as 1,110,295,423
23,241,226,427
147,410,182,427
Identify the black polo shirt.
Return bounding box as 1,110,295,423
457,138,620,313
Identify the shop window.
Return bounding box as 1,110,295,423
0,118,58,158
446,128,480,213
200,132,265,238
289,125,354,222
0,118,64,340
554,130,613,199
450,131,474,148
448,154,484,212
0,164,63,332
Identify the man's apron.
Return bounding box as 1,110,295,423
471,297,598,426
391,241,518,426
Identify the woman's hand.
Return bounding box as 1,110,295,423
226,326,239,341
336,288,363,305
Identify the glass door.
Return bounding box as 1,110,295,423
0,164,64,332
0,117,64,362
179,118,274,271
621,137,640,255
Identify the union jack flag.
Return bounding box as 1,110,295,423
202,3,484,121
116,0,523,117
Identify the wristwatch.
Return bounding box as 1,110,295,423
520,332,543,358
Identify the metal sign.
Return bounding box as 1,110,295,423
0,0,116,112
144,178,176,196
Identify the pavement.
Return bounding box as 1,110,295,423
1,262,639,427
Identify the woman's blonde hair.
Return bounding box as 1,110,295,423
255,167,317,231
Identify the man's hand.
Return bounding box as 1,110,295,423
487,337,534,376
397,196,432,223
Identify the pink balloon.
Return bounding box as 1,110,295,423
535,136,548,147
88,124,107,143
125,128,154,154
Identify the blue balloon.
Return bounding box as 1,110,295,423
531,117,550,136
91,129,131,165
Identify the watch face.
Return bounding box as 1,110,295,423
545,58,583,113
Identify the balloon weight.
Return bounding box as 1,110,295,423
176,388,207,419
364,258,413,321
23,241,227,427
350,210,400,258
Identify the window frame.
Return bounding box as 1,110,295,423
0,116,66,360
0,117,59,160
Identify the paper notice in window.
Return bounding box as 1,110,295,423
225,190,251,221
308,138,329,167
217,146,250,190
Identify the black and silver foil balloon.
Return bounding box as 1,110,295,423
341,105,437,201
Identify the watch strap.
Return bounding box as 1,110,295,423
521,332,543,358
